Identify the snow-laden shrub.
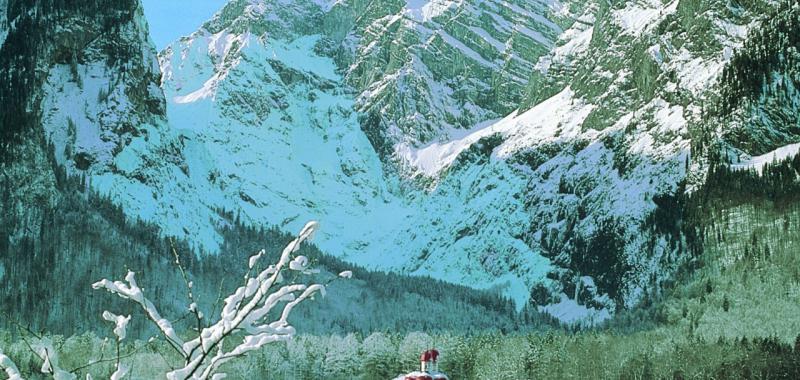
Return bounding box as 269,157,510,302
1,221,346,380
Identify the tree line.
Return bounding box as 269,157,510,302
0,163,563,341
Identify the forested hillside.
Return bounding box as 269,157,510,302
695,0,800,157
0,158,557,339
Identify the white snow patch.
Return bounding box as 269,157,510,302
731,143,800,175
539,293,611,325
338,270,353,279
395,118,499,176
672,49,725,96
174,77,219,104
404,0,459,22
613,0,677,37
397,87,594,176
495,87,595,157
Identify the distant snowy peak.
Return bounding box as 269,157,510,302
160,30,251,104
158,0,332,67
158,0,332,97
157,0,565,151
403,0,460,22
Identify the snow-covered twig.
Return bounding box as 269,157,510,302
0,350,23,380
170,239,205,358
2,221,343,380
92,271,186,357
102,312,131,342
34,338,76,380
168,221,326,380
109,364,128,380
93,221,340,380
338,271,353,279
101,311,131,380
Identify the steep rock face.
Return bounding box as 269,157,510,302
39,2,167,174
331,0,565,150
132,0,397,254
0,0,171,242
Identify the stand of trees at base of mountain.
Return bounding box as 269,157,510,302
680,150,800,254
2,330,800,380
0,168,561,340
641,149,800,267
5,158,800,379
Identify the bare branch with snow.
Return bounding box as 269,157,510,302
92,271,186,357
1,221,343,380
92,221,339,380
34,338,76,380
0,350,24,380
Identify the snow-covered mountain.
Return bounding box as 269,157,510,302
82,0,572,311
8,0,798,323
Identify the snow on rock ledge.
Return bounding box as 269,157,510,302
730,143,800,175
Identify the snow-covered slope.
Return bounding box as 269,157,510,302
393,0,770,315
154,26,407,257
22,0,793,323
731,143,800,174
67,0,570,310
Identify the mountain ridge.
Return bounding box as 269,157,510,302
4,0,798,324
